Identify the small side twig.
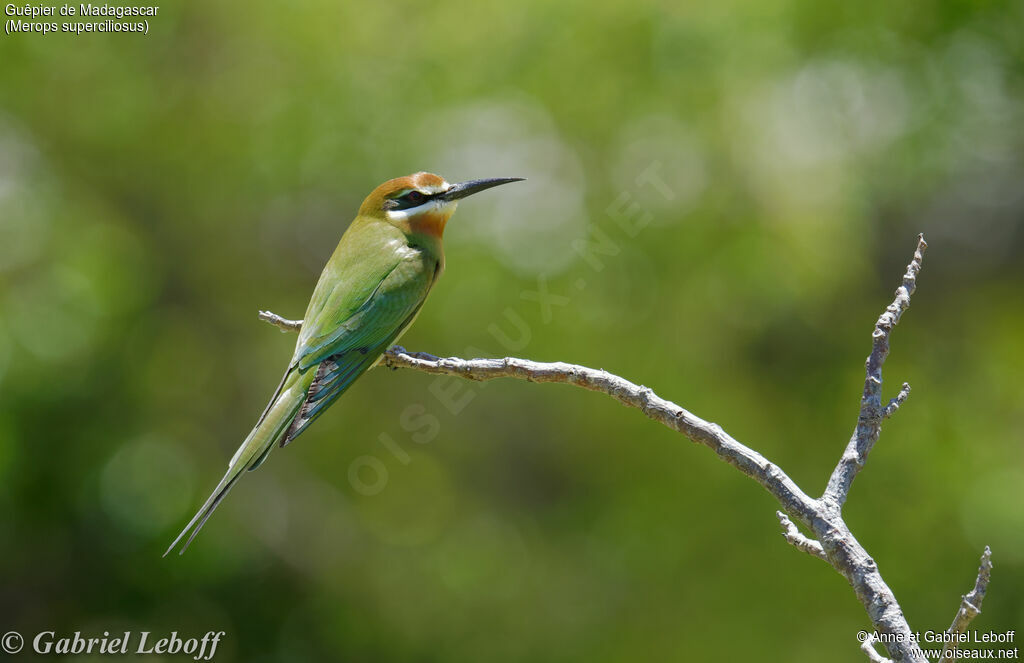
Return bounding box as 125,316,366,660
938,546,993,663
861,634,893,663
778,510,827,561
776,511,827,562
258,310,302,332
881,383,911,419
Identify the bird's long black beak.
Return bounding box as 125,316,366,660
440,177,524,202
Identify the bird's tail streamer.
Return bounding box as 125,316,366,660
163,367,307,556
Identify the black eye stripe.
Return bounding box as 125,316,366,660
386,190,433,211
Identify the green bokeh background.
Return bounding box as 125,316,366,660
1,1,1022,661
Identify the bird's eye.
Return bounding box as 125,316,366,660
404,191,426,205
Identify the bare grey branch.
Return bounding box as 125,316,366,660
824,234,927,511
383,345,820,524
380,345,928,661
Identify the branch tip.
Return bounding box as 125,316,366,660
939,546,993,663
258,310,302,333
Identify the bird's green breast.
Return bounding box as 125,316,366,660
294,216,440,366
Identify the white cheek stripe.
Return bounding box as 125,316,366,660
385,198,455,223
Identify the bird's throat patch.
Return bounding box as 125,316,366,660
406,210,451,239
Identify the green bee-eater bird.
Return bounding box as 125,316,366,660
165,172,523,555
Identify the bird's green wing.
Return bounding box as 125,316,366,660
280,251,437,445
